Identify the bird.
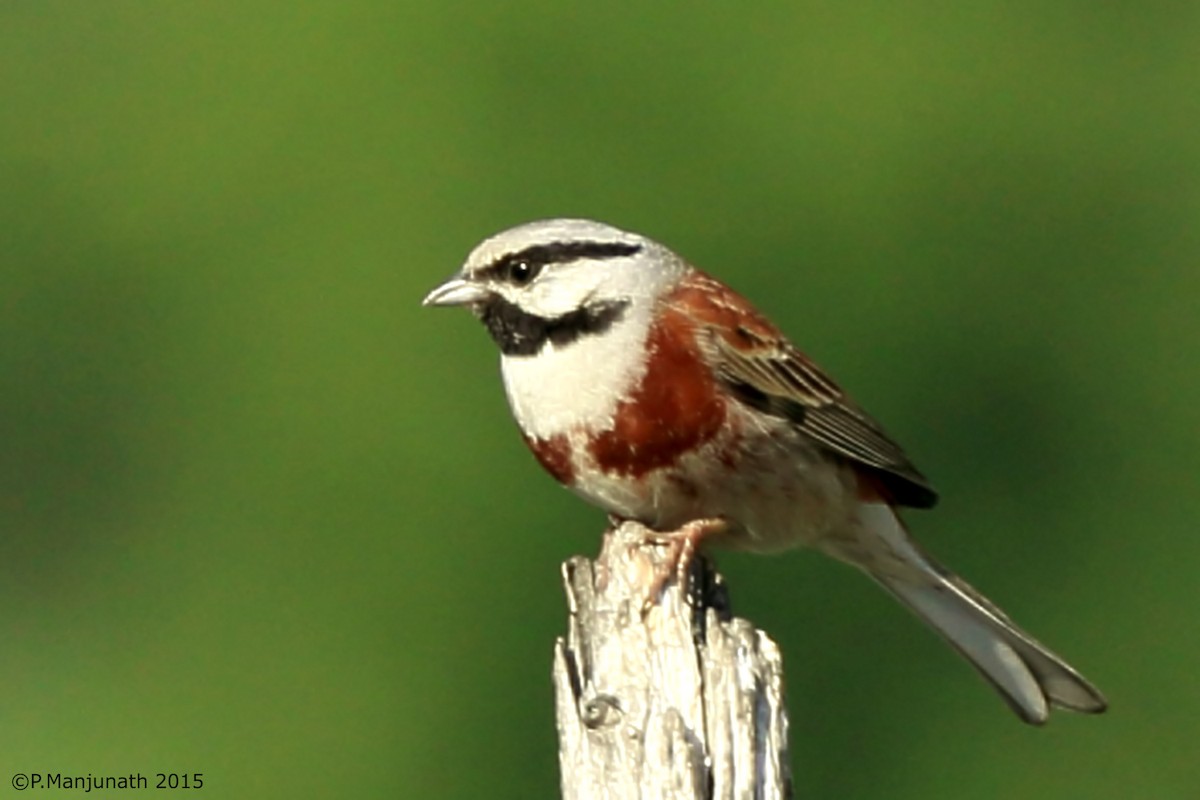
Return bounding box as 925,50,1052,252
422,217,1107,725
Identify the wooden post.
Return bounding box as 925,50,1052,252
554,521,793,800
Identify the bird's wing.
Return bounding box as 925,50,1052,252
701,324,938,508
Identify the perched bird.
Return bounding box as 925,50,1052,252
423,218,1106,724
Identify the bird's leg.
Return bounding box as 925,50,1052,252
641,517,727,613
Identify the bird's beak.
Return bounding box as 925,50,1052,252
422,276,488,308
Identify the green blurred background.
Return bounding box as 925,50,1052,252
2,3,1196,798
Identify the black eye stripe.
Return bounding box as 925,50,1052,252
483,240,642,284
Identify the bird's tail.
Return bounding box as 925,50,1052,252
845,504,1107,724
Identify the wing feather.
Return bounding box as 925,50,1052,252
704,327,938,508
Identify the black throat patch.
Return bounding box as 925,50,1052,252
477,296,630,357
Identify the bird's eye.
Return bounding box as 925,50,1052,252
506,259,540,286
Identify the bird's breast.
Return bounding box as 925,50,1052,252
508,284,858,549
585,303,728,479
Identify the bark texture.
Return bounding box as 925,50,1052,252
554,521,792,800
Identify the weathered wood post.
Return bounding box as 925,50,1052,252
554,520,793,799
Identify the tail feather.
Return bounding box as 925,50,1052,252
849,504,1107,724
878,570,1107,723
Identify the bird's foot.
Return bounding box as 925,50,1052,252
640,517,727,614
